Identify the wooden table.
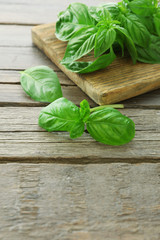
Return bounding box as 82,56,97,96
0,0,160,239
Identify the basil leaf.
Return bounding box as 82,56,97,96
119,13,150,47
115,26,137,63
38,97,84,138
89,6,112,22
86,108,135,146
20,66,62,102
62,48,116,73
56,3,96,41
128,0,156,16
154,9,160,36
137,16,157,35
100,3,120,18
62,26,97,63
94,27,116,57
136,35,160,63
80,99,90,122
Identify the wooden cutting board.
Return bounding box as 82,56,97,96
32,23,160,105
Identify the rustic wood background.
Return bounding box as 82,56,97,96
0,0,160,239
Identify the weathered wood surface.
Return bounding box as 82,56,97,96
0,163,160,240
32,23,160,105
0,0,160,238
0,0,118,24
0,107,160,162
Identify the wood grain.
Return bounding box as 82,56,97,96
0,84,95,107
0,25,32,47
0,0,118,24
1,107,159,132
1,82,160,108
32,23,160,105
0,70,74,85
0,107,160,162
0,46,58,70
0,163,160,239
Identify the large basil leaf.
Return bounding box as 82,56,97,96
115,26,137,63
119,13,150,47
62,27,97,63
154,9,160,36
128,0,156,16
38,97,84,138
137,16,157,35
55,3,96,41
100,3,120,18
136,35,160,63
20,66,62,102
62,48,116,73
86,108,135,146
89,6,113,22
94,27,116,57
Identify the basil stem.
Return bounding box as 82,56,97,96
90,104,124,113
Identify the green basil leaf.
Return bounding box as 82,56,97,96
89,6,112,22
62,48,116,73
100,3,120,18
154,9,160,36
38,97,84,138
119,13,150,47
20,66,62,102
128,0,156,16
94,27,116,57
136,35,160,63
62,26,97,63
137,16,157,35
86,108,135,146
80,99,90,122
56,3,96,41
115,26,137,63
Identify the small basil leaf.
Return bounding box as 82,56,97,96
62,26,97,63
20,66,62,102
115,26,137,63
55,3,96,41
80,99,90,122
62,48,116,73
70,121,85,139
136,35,160,63
38,97,84,136
94,27,116,57
128,0,155,16
86,108,135,146
119,13,150,47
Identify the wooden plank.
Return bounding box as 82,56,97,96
0,107,160,162
1,83,160,108
0,163,159,239
0,107,159,132
0,70,75,85
0,84,96,107
0,46,58,70
32,23,160,105
0,0,118,24
0,25,32,47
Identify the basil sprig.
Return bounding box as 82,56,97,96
39,97,135,146
20,66,135,146
56,1,160,73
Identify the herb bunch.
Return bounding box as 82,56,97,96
56,0,160,73
20,66,135,146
